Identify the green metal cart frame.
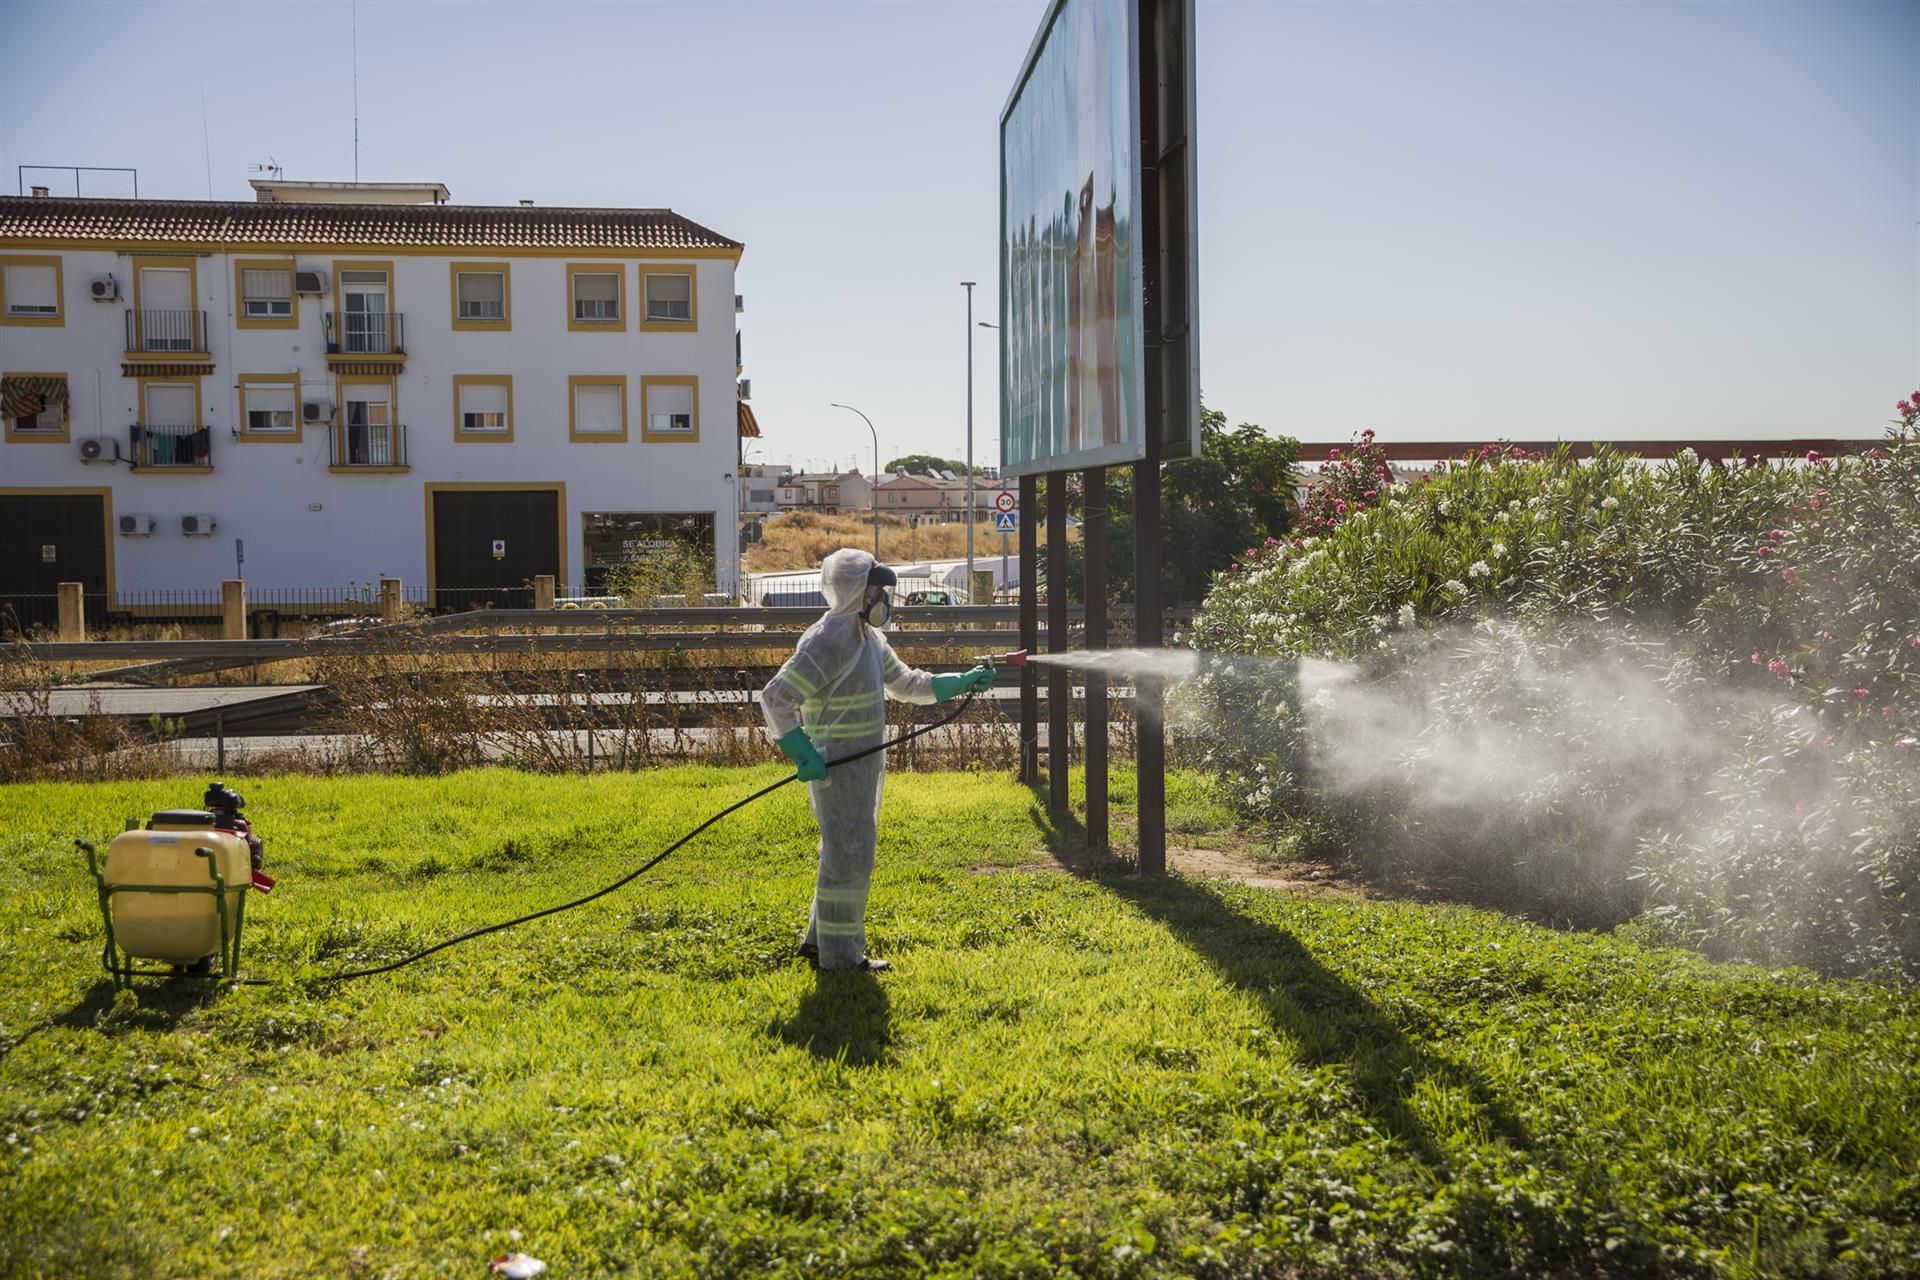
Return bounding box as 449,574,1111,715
76,839,248,987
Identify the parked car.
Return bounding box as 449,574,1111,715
760,589,828,609
905,590,958,606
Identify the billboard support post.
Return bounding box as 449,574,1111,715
1084,465,1108,849
1046,474,1070,818
1018,473,1040,786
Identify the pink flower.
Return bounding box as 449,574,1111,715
1806,450,1822,463
1780,567,1795,582
1334,500,1348,514
1750,652,1764,665
1769,529,1786,540
1909,636,1920,648
1872,449,1885,460
1769,659,1791,679
1265,537,1278,546
1820,734,1834,748
1359,428,1376,442
1809,498,1822,511
1885,706,1897,721
1756,545,1772,557
1364,490,1378,501
1853,688,1869,698
1328,448,1342,461
1901,401,1914,415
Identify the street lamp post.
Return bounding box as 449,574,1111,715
828,402,881,560
962,281,977,595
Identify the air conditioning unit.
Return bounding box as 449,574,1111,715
294,269,328,295
302,399,332,423
737,379,752,400
90,274,119,302
78,438,113,463
181,513,216,536
734,293,745,313
118,513,154,537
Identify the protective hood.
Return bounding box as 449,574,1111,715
820,547,877,616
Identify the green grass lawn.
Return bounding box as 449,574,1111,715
1,767,1916,1279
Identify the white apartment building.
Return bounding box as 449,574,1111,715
0,182,748,622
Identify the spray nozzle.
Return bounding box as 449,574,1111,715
973,649,1029,667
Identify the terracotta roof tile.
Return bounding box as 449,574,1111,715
0,196,741,254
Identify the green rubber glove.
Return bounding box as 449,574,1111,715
776,727,828,782
931,665,997,703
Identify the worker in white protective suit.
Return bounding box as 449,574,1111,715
761,548,996,971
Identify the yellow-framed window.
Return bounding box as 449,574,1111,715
451,263,512,331
2,372,71,442
0,256,64,326
568,374,628,443
237,374,302,442
566,264,625,331
640,375,699,444
453,374,515,442
234,259,298,330
640,266,697,332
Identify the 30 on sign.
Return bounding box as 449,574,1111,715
995,490,1017,514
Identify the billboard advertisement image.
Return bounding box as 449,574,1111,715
1000,0,1144,477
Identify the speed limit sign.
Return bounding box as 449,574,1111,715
995,490,1016,514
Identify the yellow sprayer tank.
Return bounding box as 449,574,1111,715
102,810,252,965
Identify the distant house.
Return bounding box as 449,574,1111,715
776,470,871,514
739,462,783,513
872,472,996,521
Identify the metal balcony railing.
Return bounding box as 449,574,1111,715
129,424,211,468
124,309,207,354
333,311,405,356
329,420,407,469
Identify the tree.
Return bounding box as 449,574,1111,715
883,454,985,476
1061,404,1298,605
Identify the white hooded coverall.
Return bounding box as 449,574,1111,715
760,549,936,968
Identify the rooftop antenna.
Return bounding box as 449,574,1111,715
351,0,360,181
248,158,283,181
198,86,214,199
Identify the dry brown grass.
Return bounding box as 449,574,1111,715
744,511,1051,572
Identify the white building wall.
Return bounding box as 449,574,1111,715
0,246,741,596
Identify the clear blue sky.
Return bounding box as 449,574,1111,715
3,0,1914,471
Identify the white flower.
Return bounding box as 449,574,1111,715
1601,496,1619,510
1491,542,1507,558
1508,500,1523,512
1441,579,1467,596
1677,447,1698,463
1468,560,1491,579
1437,499,1455,516
1397,602,1416,627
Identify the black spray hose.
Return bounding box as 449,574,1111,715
242,689,986,987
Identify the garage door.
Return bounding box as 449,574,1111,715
429,488,561,611
0,492,108,634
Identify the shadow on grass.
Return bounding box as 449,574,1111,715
1029,796,1528,1166
772,969,893,1068
2,977,223,1062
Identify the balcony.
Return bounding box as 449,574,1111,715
124,310,208,358
129,424,212,471
328,421,408,472
327,312,406,362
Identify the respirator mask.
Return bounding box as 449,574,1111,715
861,564,897,628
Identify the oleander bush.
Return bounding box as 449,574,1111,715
1185,398,1920,979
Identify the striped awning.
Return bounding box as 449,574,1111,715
738,399,762,439
2,374,66,420
121,362,214,378
327,361,404,376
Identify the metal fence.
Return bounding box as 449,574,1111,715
124,308,206,353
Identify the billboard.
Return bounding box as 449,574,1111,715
1000,0,1198,478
